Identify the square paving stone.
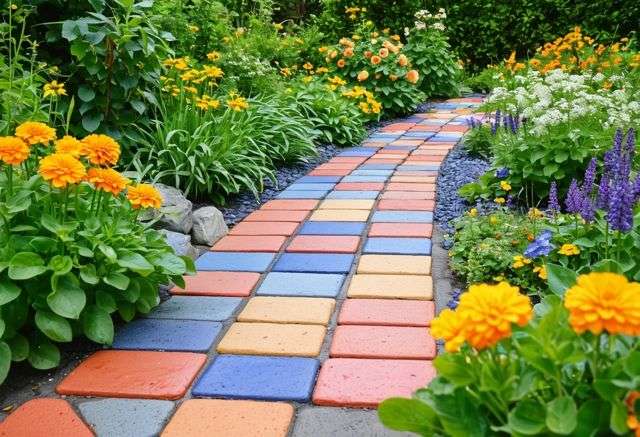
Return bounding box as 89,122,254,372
286,183,335,191
276,190,328,199
287,235,360,253
273,254,354,273
340,176,388,183
260,200,318,210
326,191,379,199
192,355,319,402
377,199,434,211
217,322,326,357
350,170,393,176
338,299,434,326
368,223,432,237
347,274,432,299
162,399,294,437
310,210,370,222
230,221,299,236
357,255,431,275
0,399,93,437
364,238,432,255
238,297,335,325
312,358,436,407
57,351,206,400
390,176,436,184
319,199,375,210
386,183,435,192
298,221,366,236
112,319,222,352
292,406,412,437
171,271,260,297
396,164,440,171
245,210,309,222
358,164,397,170
329,326,436,359
78,399,174,437
211,235,286,252
334,182,385,191
147,296,242,321
297,176,342,183
195,252,275,272
372,211,433,223
257,272,345,297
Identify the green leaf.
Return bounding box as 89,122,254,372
434,353,475,386
546,263,577,296
78,85,96,102
130,99,146,114
508,399,546,435
591,259,625,274
610,401,629,434
82,305,114,345
149,253,186,275
0,342,11,384
48,273,86,319
574,399,609,436
48,255,73,276
7,334,29,361
8,252,47,280
378,398,437,434
624,351,640,377
28,337,60,369
79,264,99,284
546,396,577,434
117,252,154,275
35,310,72,342
118,301,136,321
82,112,104,132
95,291,117,313
0,278,21,305
103,272,130,290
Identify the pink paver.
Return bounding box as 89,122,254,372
377,199,434,211
287,235,361,253
380,191,435,200
308,169,351,176
329,157,368,163
338,299,434,326
365,158,403,164
369,223,433,237
172,271,260,296
244,210,309,222
334,182,384,191
386,183,435,192
315,163,359,170
0,399,93,437
230,221,299,236
405,156,444,162
211,235,286,252
259,200,318,210
381,123,415,131
440,125,469,132
329,325,436,359
313,358,436,407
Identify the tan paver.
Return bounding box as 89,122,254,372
319,199,375,210
347,274,432,299
357,254,431,275
310,210,370,222
238,297,335,325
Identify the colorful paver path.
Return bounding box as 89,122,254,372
0,97,481,437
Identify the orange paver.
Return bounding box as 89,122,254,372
369,223,433,237
244,210,309,222
329,325,436,359
172,271,260,296
334,182,384,191
211,235,286,252
380,191,435,200
57,350,206,400
386,183,435,192
381,123,415,131
312,358,436,407
230,221,299,236
377,199,434,211
286,235,360,253
260,200,318,210
0,399,93,437
338,299,435,326
162,399,294,437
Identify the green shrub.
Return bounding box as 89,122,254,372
462,123,493,158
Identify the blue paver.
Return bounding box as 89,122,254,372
358,164,397,170
364,237,432,255
350,170,393,176
257,272,345,297
402,132,435,138
419,119,447,125
286,183,335,191
372,211,433,223
326,191,379,199
273,253,354,273
341,176,388,182
113,319,222,352
382,145,417,150
195,252,274,272
192,355,319,402
298,221,366,235
277,190,328,199
296,176,342,183
147,296,242,321
429,135,459,142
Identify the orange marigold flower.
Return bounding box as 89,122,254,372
337,59,346,68
15,122,56,145
81,134,121,167
406,69,420,84
564,272,640,336
86,167,130,196
343,47,354,58
379,47,389,58
371,55,382,65
55,135,83,157
398,54,409,67
457,282,532,350
127,184,163,209
431,308,467,352
364,50,372,59
357,70,369,81
0,136,30,166
39,153,86,188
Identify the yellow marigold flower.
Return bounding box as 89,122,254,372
343,47,354,58
39,153,86,188
0,136,29,165
528,207,545,219
316,67,329,74
512,255,532,269
43,80,67,98
15,122,56,145
303,62,314,70
468,207,478,217
188,25,199,33
127,184,163,209
303,76,313,84
318,46,328,53
359,102,371,114
391,34,401,41
397,54,408,67
500,180,512,191
328,76,346,86
457,282,532,349
86,167,129,196
81,134,121,167
489,215,498,225
379,47,389,58
357,70,369,81
337,59,346,68
406,69,419,84
564,272,640,335
206,51,221,61
558,243,580,256
203,65,223,79
431,308,467,353
227,95,249,111
494,197,506,204
55,135,82,157
533,265,547,280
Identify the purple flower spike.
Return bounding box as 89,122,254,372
580,195,595,223
491,110,501,135
582,158,597,195
596,175,610,210
606,180,634,232
548,181,560,213
633,174,640,201
625,127,636,156
565,179,582,214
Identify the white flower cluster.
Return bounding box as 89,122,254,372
409,8,447,34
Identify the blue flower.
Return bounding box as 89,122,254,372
524,230,554,258
495,167,509,179
447,288,462,310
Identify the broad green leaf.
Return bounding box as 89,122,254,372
0,342,11,384
104,272,130,290
7,334,29,362
82,306,114,345
546,396,577,434
508,399,546,435
434,353,475,386
78,85,95,102
117,252,154,275
546,263,577,296
28,337,60,369
378,398,437,434
35,310,72,342
0,278,21,305
8,252,47,280
79,264,99,285
48,255,73,276
48,273,86,319
624,351,640,377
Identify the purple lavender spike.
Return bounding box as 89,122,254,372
607,180,634,232
565,179,582,214
548,181,560,213
491,110,501,135
596,175,610,210
582,158,597,195
580,195,595,223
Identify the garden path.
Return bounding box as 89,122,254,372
0,97,482,436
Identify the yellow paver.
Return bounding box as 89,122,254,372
310,210,370,222
357,254,431,275
347,274,433,300
319,199,375,210
238,297,335,325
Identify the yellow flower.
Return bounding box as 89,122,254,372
558,243,580,256
15,122,56,145
86,167,129,196
303,62,314,70
54,135,82,157
468,208,478,217
533,265,547,280
405,69,419,84
316,67,329,74
431,308,467,352
500,180,512,191
227,95,249,111
280,67,292,77
206,51,221,61
528,207,545,219
188,25,199,33
39,153,86,188
127,184,163,209
0,136,29,165
397,54,408,67
43,80,67,98
457,282,532,349
564,272,640,335
302,76,313,84
489,215,498,225
494,197,506,205
328,76,346,87
81,134,121,167
202,65,223,79
357,70,369,81
512,255,532,269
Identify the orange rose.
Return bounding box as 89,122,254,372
357,70,369,81
371,55,381,65
398,54,409,67
379,48,389,58
406,69,420,84
337,59,346,68
364,50,372,59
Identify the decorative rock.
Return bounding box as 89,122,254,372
155,183,193,234
192,206,228,246
160,230,197,260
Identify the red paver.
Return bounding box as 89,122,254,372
172,271,260,297
57,350,206,400
338,299,434,326
386,183,435,192
287,235,360,253
380,191,435,200
230,221,299,236
369,223,433,237
244,210,309,222
334,182,384,191
364,158,403,164
377,199,434,211
308,169,351,176
211,235,286,252
259,200,318,210
329,325,436,359
0,399,93,437
312,358,436,407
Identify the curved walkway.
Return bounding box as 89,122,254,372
0,97,482,437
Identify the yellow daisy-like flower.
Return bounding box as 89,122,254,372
494,197,506,205
206,51,221,61
564,272,640,335
38,153,86,188
431,308,467,353
512,255,532,269
533,265,547,280
302,62,314,70
558,243,580,256
500,180,512,191
457,282,532,350
0,136,30,165
227,95,249,111
54,135,83,157
127,184,163,209
15,122,56,145
43,80,67,98
468,208,478,217
86,167,130,196
81,134,121,167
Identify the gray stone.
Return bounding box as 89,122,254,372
146,296,243,321
191,206,228,246
77,399,174,437
292,407,413,437
155,183,193,234
160,229,197,260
